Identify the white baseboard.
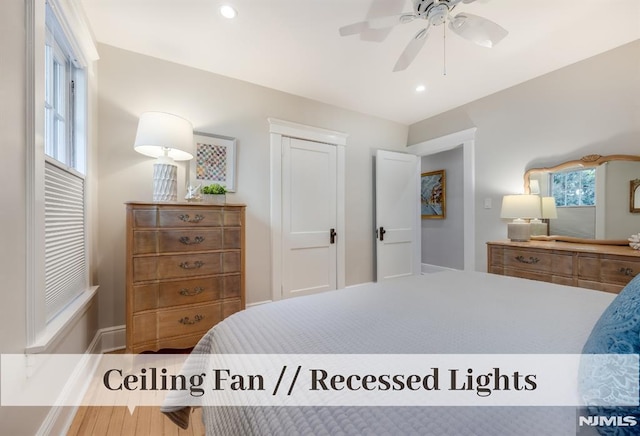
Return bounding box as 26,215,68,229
246,300,272,308
36,324,126,436
97,325,126,353
345,281,374,289
421,263,456,274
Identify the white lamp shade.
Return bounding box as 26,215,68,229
500,194,542,219
541,197,558,219
133,112,194,161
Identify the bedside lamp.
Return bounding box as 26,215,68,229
134,112,194,202
500,194,542,242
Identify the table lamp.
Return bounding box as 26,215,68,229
133,112,194,202
500,194,542,242
530,196,558,236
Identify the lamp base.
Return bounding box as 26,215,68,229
153,162,177,202
507,221,531,242
530,221,548,237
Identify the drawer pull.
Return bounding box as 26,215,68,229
179,314,204,325
515,255,540,264
619,267,635,276
179,236,205,245
178,214,204,223
179,287,205,296
179,261,204,269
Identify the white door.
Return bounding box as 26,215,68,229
282,137,338,298
375,149,419,281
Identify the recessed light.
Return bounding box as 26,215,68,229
220,5,237,19
415,84,427,93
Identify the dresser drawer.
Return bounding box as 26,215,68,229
133,229,224,254
133,253,223,282
132,302,222,344
579,255,640,285
601,257,640,285
132,274,242,311
503,248,573,276
131,208,157,228
223,209,243,227
133,276,222,311
577,255,600,281
158,208,222,227
222,298,242,319
488,246,504,267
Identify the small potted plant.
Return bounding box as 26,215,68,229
201,183,227,204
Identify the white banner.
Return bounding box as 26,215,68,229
1,353,637,408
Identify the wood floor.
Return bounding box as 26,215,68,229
66,348,204,435
66,406,204,436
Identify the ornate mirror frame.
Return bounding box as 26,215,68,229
524,154,640,194
523,154,640,245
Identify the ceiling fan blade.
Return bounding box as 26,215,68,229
393,26,430,72
339,21,370,37
448,12,508,48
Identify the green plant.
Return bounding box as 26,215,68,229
202,183,227,195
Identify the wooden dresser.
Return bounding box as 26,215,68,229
487,240,640,294
126,202,245,353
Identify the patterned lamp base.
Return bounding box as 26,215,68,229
153,162,177,202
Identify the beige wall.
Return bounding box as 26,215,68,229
0,1,100,434
408,40,640,271
95,44,408,328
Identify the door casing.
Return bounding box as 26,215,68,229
269,118,347,301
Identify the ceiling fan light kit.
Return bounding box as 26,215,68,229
339,0,508,72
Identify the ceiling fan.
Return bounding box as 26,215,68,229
339,0,508,72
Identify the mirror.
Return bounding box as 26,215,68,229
524,154,640,240
632,179,640,213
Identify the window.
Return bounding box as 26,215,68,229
43,5,88,322
551,168,596,207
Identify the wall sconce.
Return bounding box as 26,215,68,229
134,112,194,202
500,194,542,241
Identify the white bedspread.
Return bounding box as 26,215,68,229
164,270,615,435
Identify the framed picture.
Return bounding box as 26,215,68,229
631,178,640,213
421,169,446,219
191,132,237,192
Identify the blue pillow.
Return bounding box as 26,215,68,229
580,274,640,435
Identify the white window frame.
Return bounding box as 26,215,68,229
26,0,98,353
550,168,597,208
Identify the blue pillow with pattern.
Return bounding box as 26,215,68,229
580,274,640,435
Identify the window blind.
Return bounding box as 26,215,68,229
44,160,86,321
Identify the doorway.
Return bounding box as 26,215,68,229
408,127,476,272
268,118,347,301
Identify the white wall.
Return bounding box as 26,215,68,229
95,44,408,329
421,148,464,269
408,41,640,271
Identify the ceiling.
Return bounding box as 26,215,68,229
81,0,639,125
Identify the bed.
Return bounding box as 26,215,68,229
161,270,637,435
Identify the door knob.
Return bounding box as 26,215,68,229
330,228,337,244
379,226,386,241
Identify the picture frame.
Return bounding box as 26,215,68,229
631,178,640,213
421,169,446,219
191,132,237,192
